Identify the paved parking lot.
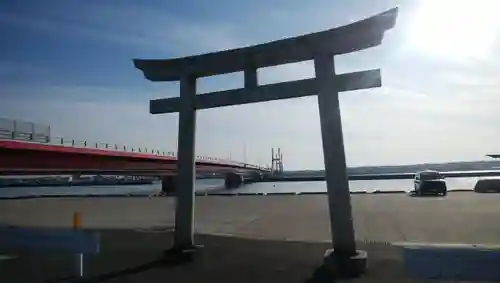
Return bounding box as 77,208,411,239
2,192,499,244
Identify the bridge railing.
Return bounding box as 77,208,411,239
0,118,51,144
0,118,271,171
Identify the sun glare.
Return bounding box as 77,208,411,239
408,0,500,62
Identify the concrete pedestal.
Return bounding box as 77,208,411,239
161,176,177,195
162,244,204,264
323,249,367,278
224,173,243,189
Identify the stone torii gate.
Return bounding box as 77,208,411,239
134,7,398,276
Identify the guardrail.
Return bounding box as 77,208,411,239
0,118,270,171
0,118,50,144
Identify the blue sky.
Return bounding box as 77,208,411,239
2,0,500,169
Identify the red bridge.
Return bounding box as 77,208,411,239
0,139,269,176
0,138,270,191
0,117,271,191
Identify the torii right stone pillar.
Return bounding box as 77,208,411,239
315,54,365,276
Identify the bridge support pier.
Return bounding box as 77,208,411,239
224,172,243,189
161,176,177,195
242,172,264,185
251,172,263,182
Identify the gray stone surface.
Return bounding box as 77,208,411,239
0,232,434,283
1,192,500,245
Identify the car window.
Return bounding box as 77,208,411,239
420,171,443,180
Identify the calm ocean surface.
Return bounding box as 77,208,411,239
0,177,480,198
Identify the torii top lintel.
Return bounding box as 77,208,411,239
133,8,398,82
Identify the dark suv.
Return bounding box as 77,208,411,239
414,170,447,196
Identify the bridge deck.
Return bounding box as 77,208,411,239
0,139,268,175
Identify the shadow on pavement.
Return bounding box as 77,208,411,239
73,257,181,283
406,192,446,198
1,229,410,283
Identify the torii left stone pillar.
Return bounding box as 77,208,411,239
171,76,199,253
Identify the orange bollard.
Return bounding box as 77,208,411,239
73,212,82,229
73,211,84,277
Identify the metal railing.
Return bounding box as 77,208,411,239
0,118,270,171
0,118,50,143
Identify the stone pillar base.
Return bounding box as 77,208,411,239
162,244,204,264
323,249,367,278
